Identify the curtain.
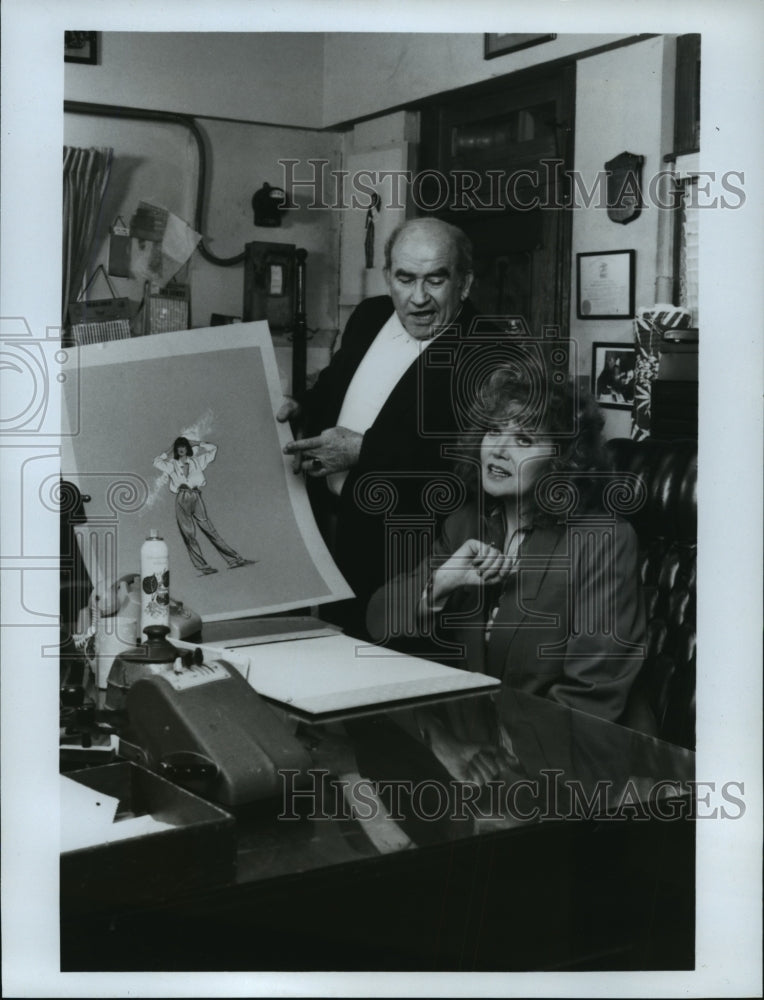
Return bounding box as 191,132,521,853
631,305,693,440
631,310,663,441
62,146,113,327
679,179,700,326
631,175,697,441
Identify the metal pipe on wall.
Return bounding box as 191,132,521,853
64,99,245,267
66,99,311,399
653,164,676,304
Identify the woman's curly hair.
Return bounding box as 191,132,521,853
453,364,612,522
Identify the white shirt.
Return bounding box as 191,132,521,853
153,442,217,494
327,311,436,496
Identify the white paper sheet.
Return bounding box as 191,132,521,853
60,775,176,852
240,633,500,714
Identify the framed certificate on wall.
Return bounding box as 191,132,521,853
576,250,636,319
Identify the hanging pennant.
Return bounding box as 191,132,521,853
107,216,132,277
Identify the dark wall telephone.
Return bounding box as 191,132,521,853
243,240,296,332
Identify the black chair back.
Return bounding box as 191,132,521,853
608,438,697,750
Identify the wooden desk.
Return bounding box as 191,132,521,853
61,687,695,972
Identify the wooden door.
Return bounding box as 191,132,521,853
417,64,575,337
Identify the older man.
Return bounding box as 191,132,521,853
278,217,478,635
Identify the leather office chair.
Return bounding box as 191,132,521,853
607,438,697,750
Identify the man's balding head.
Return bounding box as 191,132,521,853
383,218,473,277
383,218,474,339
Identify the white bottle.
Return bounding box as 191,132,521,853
140,529,170,641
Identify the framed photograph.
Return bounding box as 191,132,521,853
484,33,557,59
64,31,98,65
577,250,636,319
592,342,637,410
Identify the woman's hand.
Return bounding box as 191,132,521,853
430,538,511,607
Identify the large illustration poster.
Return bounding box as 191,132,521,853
60,323,352,620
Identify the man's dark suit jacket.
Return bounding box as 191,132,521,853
300,295,481,614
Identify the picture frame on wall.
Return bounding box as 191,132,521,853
591,342,637,410
484,34,557,60
64,31,98,65
577,249,636,319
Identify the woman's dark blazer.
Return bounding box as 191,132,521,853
367,500,647,725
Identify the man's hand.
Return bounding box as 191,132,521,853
276,397,302,423
283,426,363,477
276,398,305,472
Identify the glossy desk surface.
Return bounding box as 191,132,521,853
233,685,695,884
61,676,696,971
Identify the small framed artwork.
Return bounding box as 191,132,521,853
64,31,98,65
592,342,637,410
484,34,557,60
577,250,636,319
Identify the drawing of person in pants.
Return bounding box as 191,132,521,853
153,437,255,575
